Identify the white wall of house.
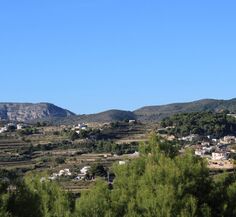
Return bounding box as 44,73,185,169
212,152,228,160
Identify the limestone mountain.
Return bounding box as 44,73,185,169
0,103,75,122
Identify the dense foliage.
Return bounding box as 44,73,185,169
0,172,72,217
1,135,236,216
75,135,236,217
161,112,236,138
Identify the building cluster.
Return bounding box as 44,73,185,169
0,123,27,133
49,158,132,182
75,166,91,180
49,166,92,181
185,135,236,162
72,123,88,135
49,168,72,180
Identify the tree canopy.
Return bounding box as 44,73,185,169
75,134,236,217
160,112,236,138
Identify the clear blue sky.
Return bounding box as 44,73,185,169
0,0,236,114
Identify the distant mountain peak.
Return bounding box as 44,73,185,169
0,103,75,122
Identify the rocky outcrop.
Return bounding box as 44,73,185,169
0,103,75,122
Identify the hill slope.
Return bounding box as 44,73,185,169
77,110,136,123
134,98,236,122
45,109,136,125
0,103,75,122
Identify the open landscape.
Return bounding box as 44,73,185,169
1,0,236,216
0,117,150,193
1,100,236,216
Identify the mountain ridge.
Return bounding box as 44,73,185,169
1,98,236,124
133,98,236,122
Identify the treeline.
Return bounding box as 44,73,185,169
21,140,138,156
78,140,138,155
160,112,236,138
1,136,236,216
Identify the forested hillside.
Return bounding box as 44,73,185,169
160,112,236,138
134,98,236,122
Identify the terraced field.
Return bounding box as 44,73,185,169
0,121,151,193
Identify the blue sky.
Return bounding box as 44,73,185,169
0,0,236,114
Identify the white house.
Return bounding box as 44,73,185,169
222,136,236,144
80,166,91,175
74,123,88,130
64,168,72,176
212,152,229,161
49,168,72,180
179,134,199,142
17,124,27,130
202,146,214,154
0,127,7,133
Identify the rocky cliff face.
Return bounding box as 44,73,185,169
0,103,75,122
